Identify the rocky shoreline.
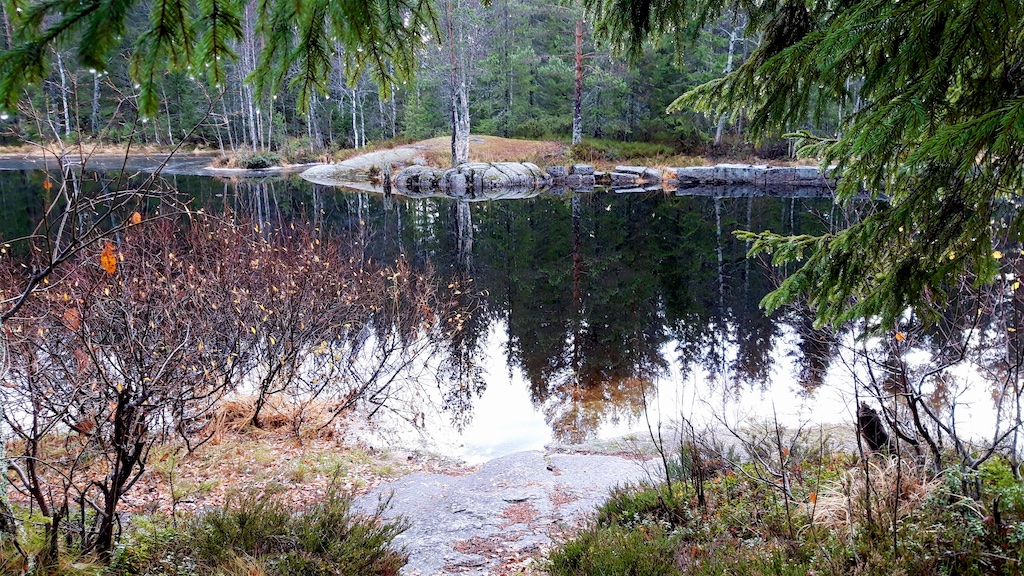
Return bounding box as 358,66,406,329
303,160,838,200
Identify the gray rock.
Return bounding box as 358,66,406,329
610,172,640,186
394,165,446,191
674,164,833,188
614,165,648,176
570,164,595,176
614,165,662,183
447,173,467,195
545,165,568,178
643,167,663,182
565,174,582,188
354,450,649,576
395,162,553,198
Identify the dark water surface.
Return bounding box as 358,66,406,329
0,161,861,461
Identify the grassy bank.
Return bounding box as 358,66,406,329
548,433,1024,576
0,135,819,175
0,395,465,576
1,482,407,576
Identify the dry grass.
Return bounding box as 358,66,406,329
332,135,569,168
0,141,215,157
5,396,469,522
811,456,946,530
118,427,464,518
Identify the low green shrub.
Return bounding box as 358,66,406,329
238,152,282,170
548,523,682,576
103,482,407,576
550,449,1024,576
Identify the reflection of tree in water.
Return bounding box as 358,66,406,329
434,200,487,430
460,191,848,442
789,306,841,393
178,177,492,429
501,193,671,442
5,170,855,441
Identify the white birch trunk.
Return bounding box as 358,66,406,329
56,53,71,138
572,18,584,145
715,22,741,146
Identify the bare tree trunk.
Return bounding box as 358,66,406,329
221,96,235,151
266,102,273,151
162,84,175,146
447,0,470,166
359,90,367,148
377,91,387,140
91,73,100,135
572,17,584,146
0,438,14,537
390,88,397,139
56,53,72,138
714,23,740,146
244,86,258,150
351,87,359,149
307,93,323,153
256,102,265,151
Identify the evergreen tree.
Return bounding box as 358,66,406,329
0,0,437,116
584,0,1024,329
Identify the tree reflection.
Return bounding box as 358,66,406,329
0,170,863,444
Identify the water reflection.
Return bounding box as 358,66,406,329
0,167,860,449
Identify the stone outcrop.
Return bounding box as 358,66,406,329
395,162,551,199
311,159,838,200
672,164,834,189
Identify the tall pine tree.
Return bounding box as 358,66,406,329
585,0,1024,329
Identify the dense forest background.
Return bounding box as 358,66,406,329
0,0,847,160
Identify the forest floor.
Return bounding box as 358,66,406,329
331,135,568,168
7,395,659,575
107,422,654,575
0,134,817,174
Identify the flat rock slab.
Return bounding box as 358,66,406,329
301,145,432,186
673,164,834,188
354,450,650,575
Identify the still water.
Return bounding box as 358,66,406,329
0,163,886,461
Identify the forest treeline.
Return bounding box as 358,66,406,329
0,0,845,160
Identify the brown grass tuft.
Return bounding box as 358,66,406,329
811,456,944,530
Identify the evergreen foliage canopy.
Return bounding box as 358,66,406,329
585,0,1024,329
0,0,437,114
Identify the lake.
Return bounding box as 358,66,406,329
3,159,995,463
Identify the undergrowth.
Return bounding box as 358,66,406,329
1,482,406,576
549,443,1024,576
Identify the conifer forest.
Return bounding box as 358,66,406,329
1,0,1024,575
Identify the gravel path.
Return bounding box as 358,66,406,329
354,450,654,576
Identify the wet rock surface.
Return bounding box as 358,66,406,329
354,450,651,575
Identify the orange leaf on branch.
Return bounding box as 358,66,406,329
100,242,118,275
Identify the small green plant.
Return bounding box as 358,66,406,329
548,522,682,576
105,482,407,576
550,430,1024,576
238,152,282,170
189,482,407,576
